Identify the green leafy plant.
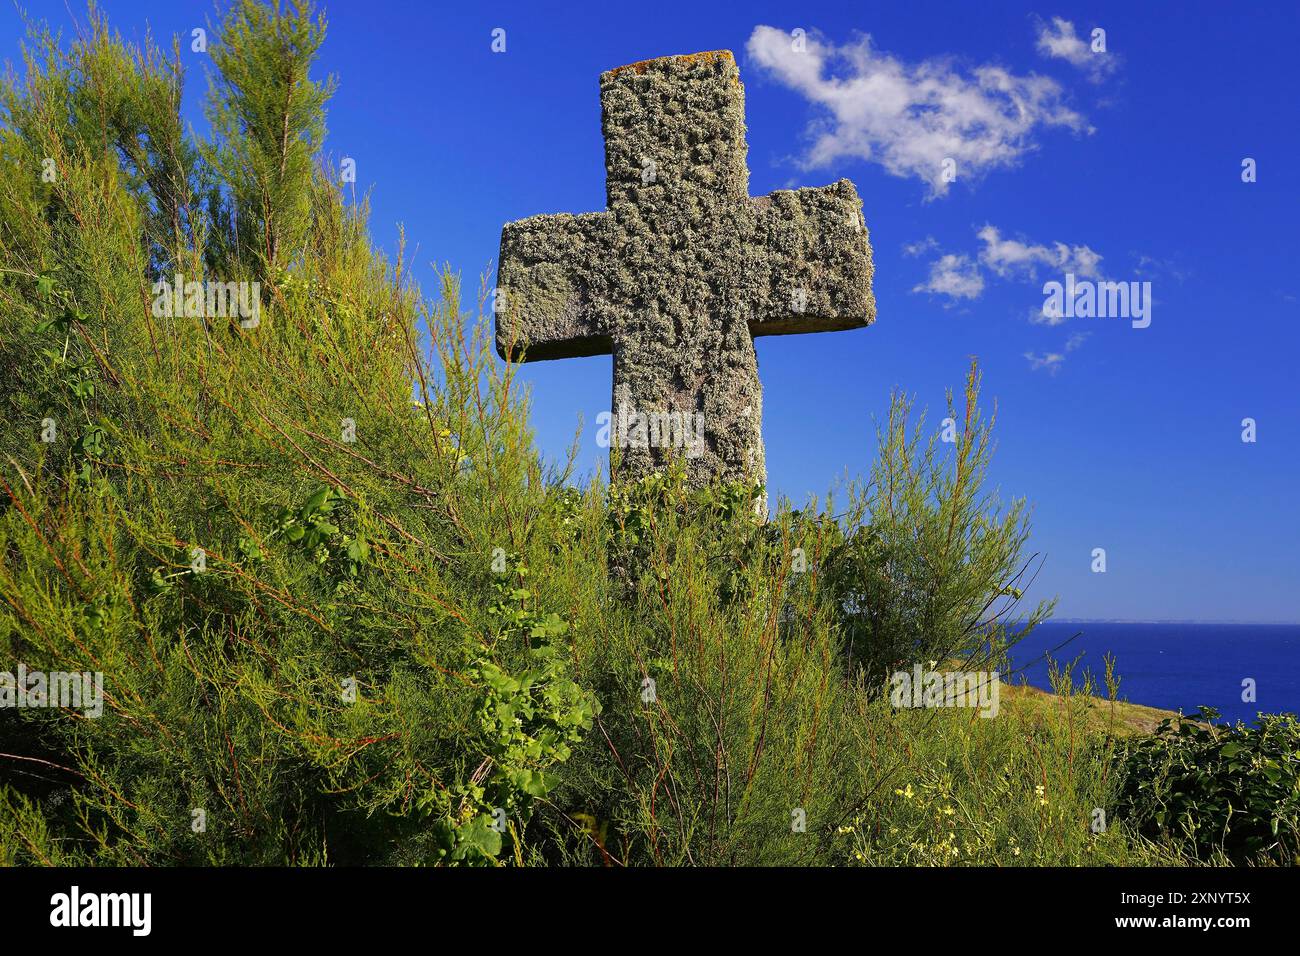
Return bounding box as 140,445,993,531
1112,709,1300,864
425,564,598,865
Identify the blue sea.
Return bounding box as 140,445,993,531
1004,622,1300,726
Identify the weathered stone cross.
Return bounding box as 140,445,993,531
496,50,875,489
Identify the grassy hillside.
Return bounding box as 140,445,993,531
1001,681,1180,737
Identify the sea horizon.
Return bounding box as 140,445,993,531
1051,619,1300,626
1005,621,1300,726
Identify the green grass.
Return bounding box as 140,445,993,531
1001,680,1180,737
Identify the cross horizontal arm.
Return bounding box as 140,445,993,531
496,211,614,361
746,179,876,337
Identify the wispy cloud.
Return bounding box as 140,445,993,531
913,253,984,300
1029,303,1064,326
1034,16,1119,82
978,224,1103,280
902,236,939,257
911,229,1109,374
1024,351,1065,373
1025,328,1089,375
913,226,1104,304
746,25,1090,197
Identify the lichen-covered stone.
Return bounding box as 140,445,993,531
496,49,875,489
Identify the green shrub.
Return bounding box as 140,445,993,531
1112,709,1300,865
817,361,1053,690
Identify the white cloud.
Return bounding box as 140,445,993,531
902,236,938,257
1035,17,1091,67
913,227,1106,322
1024,351,1065,373
913,253,984,300
1029,303,1064,326
746,25,1090,197
1024,330,1087,374
1034,17,1118,81
977,224,1103,280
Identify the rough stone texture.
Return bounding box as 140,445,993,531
497,49,875,488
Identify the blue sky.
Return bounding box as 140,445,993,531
6,1,1297,622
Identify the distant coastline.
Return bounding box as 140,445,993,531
1049,618,1300,626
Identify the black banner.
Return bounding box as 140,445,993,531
0,865,1283,940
